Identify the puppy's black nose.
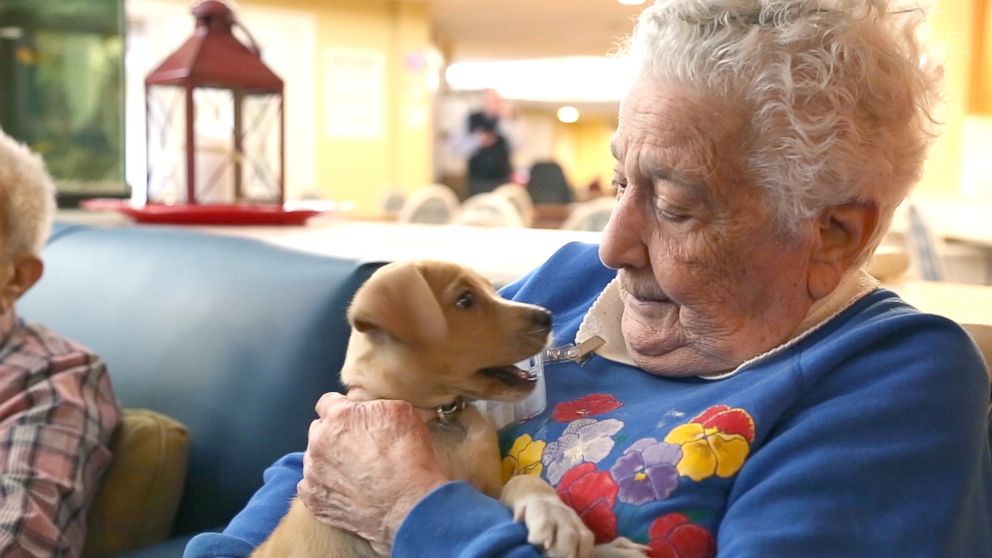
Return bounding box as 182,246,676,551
531,309,552,328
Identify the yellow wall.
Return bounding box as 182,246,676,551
243,0,433,214
552,116,617,197
917,0,977,195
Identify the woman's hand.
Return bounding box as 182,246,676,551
297,391,448,555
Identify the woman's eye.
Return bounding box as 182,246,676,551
656,205,690,223
456,291,475,309
611,176,627,197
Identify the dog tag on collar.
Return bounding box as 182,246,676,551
474,355,547,431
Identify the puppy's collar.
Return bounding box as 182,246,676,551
346,386,466,425
432,397,466,425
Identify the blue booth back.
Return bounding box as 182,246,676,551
19,224,382,537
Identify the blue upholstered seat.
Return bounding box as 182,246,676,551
19,224,383,555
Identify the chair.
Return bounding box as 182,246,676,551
493,183,534,227
560,197,616,232
865,244,911,282
378,188,407,219
527,161,575,205
396,184,460,224
451,192,527,228
905,203,945,281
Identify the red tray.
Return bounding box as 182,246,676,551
81,199,323,226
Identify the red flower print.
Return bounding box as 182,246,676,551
691,405,755,442
647,513,716,558
552,394,623,421
555,462,618,543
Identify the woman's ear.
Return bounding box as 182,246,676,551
0,254,43,312
807,201,879,300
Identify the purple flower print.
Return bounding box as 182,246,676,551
543,418,624,484
610,438,682,505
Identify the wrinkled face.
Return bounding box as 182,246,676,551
599,76,819,377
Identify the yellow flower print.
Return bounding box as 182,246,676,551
664,424,750,481
502,434,546,483
663,405,755,482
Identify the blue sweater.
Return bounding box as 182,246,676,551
185,243,992,557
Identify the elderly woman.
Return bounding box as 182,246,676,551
185,0,991,556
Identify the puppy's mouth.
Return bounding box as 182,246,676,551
478,364,538,388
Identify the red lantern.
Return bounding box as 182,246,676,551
144,0,284,209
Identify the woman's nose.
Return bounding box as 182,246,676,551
599,191,648,271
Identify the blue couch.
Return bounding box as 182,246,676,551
19,223,384,556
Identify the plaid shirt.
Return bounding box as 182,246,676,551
0,311,119,557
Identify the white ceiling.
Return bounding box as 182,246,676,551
421,0,648,61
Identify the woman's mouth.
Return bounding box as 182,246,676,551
621,284,670,304
620,285,674,319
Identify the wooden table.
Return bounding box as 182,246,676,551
194,217,603,287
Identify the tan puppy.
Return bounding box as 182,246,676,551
251,260,598,558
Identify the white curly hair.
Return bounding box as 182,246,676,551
0,130,56,257
627,0,941,252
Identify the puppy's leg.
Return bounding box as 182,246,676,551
594,537,650,557
500,474,595,558
251,498,378,558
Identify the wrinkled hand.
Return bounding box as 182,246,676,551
297,391,448,555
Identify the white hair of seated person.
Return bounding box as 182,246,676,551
626,0,941,265
0,130,56,257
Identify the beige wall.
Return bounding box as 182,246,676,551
239,0,434,214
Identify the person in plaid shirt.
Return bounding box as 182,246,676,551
0,130,120,557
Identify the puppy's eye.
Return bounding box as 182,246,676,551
456,291,475,309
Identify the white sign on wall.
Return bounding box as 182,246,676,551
323,47,385,140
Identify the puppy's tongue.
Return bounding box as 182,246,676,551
480,364,538,387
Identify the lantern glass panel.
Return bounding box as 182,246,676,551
146,84,185,204
240,93,282,203
191,86,236,203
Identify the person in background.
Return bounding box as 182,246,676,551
0,130,120,557
453,88,519,197
186,1,992,556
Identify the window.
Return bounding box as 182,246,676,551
0,0,126,206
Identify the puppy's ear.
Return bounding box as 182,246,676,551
348,262,447,345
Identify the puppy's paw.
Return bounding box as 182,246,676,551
512,493,594,558
594,537,650,557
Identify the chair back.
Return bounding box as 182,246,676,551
19,225,382,537
397,184,460,224
493,183,534,226
452,192,526,228
560,197,616,232
905,203,945,281
527,161,575,205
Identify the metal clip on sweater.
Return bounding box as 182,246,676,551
543,336,605,365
